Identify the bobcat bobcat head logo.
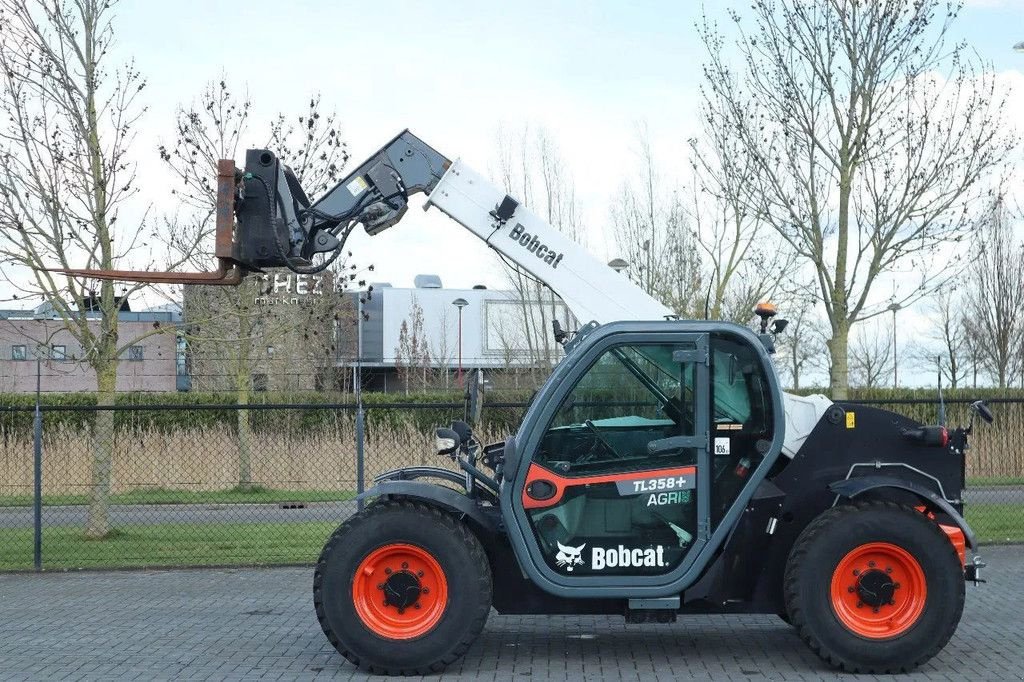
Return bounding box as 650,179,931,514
555,541,586,571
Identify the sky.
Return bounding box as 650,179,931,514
2,0,1024,386
109,0,712,290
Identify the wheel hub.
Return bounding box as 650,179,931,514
382,570,422,610
352,543,449,640
829,542,927,639
855,569,895,608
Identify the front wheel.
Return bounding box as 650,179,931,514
314,499,492,675
784,500,964,673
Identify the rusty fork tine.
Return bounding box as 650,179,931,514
44,159,245,286
47,260,244,285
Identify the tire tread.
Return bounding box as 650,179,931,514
313,498,492,675
783,499,964,674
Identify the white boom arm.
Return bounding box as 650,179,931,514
425,158,828,459
424,159,673,324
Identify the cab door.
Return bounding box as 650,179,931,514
506,328,779,590
518,335,712,578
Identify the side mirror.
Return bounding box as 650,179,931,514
435,427,460,456
772,319,789,334
971,400,994,424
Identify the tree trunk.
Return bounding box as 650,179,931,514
85,362,117,538
828,319,851,400
236,383,253,490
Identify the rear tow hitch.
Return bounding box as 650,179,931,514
965,555,986,585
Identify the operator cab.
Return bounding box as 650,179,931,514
504,320,782,586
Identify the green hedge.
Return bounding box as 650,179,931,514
1,386,1015,440
0,390,534,438
787,386,1024,401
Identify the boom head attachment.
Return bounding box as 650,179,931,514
233,130,449,275
48,130,450,285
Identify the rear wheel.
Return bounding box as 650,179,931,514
784,500,964,673
314,499,492,675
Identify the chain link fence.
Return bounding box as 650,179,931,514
0,397,1021,571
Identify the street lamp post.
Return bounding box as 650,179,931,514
452,297,469,387
888,301,901,389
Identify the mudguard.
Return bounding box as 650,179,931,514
355,480,502,534
829,475,976,549
374,466,468,487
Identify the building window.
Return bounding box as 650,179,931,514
50,345,67,361
11,345,26,361
175,334,189,377
128,345,144,361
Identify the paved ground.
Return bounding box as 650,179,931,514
0,486,1017,528
0,546,1021,681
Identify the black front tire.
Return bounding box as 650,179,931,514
784,500,964,673
314,499,492,675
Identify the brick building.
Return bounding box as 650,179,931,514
182,272,352,393
0,304,183,393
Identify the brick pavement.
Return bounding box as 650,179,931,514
1,545,1021,681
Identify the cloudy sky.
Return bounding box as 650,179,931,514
3,0,1023,383
101,0,1023,286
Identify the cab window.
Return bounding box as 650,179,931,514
536,343,696,476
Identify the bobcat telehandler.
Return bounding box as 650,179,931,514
64,130,992,675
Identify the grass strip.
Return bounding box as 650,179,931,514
0,520,339,571
0,486,355,508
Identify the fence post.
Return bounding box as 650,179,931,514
355,291,365,511
32,357,42,571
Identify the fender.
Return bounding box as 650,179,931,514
829,476,976,549
356,480,502,534
374,466,468,487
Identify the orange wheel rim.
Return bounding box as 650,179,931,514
830,542,927,639
352,543,448,640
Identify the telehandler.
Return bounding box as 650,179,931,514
64,130,991,675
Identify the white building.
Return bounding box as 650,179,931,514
346,275,575,392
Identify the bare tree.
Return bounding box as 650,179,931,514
0,1,192,537
966,197,1024,388
161,78,351,488
611,124,703,318
159,78,251,264
962,315,985,390
267,94,349,198
394,297,430,395
849,321,894,390
700,1,1013,398
427,306,455,390
917,288,971,389
689,89,795,322
774,295,825,390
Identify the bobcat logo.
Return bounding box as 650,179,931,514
555,541,586,571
